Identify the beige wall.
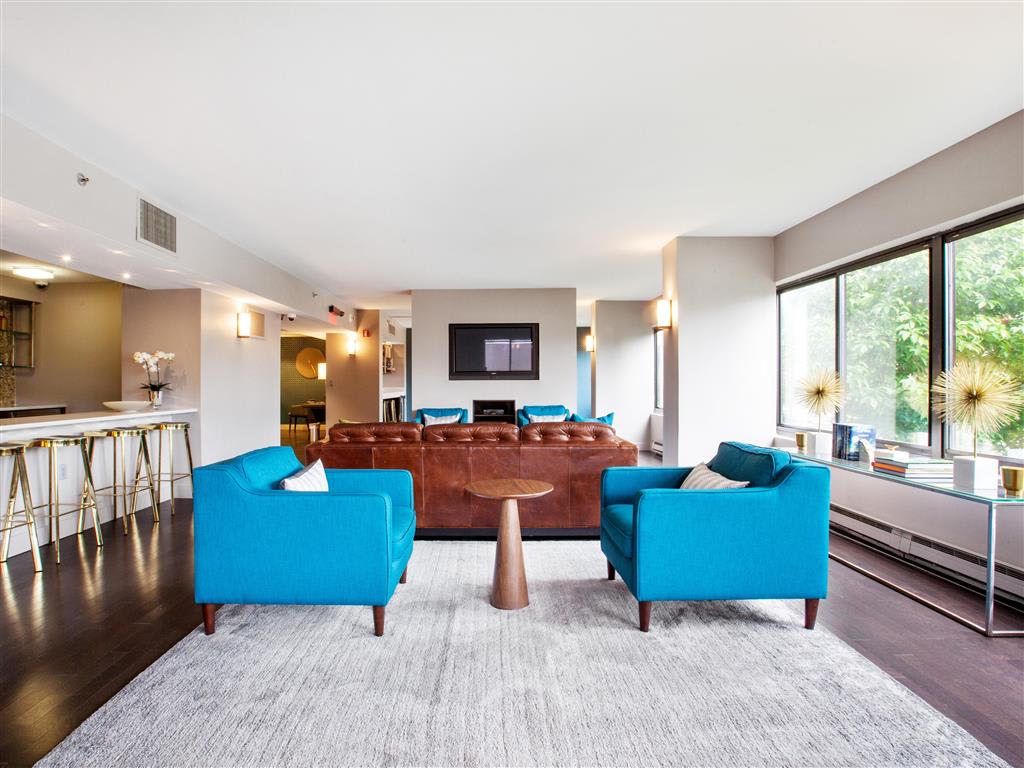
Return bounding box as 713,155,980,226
662,237,776,465
326,310,381,424
410,288,577,418
590,300,655,446
13,280,123,411
774,111,1024,282
121,287,202,409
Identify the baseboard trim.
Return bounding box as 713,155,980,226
416,527,600,540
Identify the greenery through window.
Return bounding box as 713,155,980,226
844,250,930,445
948,219,1024,458
777,207,1023,460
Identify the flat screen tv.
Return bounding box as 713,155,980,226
449,323,539,380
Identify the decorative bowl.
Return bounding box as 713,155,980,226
102,400,151,412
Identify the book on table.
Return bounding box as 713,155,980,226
872,457,954,478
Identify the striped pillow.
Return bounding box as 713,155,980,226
280,459,329,492
423,412,461,426
528,413,566,423
680,462,749,490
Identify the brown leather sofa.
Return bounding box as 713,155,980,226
305,421,637,532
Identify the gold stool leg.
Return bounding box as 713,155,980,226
17,455,43,572
168,431,175,516
155,429,163,514
141,435,159,522
78,438,92,532
114,436,128,535
184,427,195,495
48,446,61,565
129,438,144,519
1,456,20,563
80,442,103,547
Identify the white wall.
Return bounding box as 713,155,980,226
410,288,577,417
662,237,776,465
591,300,654,446
775,111,1024,283
199,291,281,464
326,310,381,424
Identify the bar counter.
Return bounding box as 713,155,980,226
0,407,198,441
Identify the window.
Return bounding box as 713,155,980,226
776,205,1023,461
779,279,835,428
948,218,1024,459
654,329,664,411
844,249,930,445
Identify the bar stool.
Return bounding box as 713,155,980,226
27,435,102,565
148,422,194,515
83,427,159,535
0,443,43,572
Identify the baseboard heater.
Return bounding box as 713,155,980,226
830,504,1024,609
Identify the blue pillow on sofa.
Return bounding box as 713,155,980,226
517,405,569,427
570,412,614,426
707,441,791,487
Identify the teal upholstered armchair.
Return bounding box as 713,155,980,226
600,442,830,632
193,447,415,637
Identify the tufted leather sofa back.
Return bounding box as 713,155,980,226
520,421,619,443
327,422,423,443
423,423,520,443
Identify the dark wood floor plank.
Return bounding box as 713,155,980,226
0,499,1021,768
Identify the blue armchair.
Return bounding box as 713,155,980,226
516,404,570,428
414,407,468,424
600,442,829,632
193,446,415,637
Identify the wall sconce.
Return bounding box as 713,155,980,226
236,308,266,338
654,299,672,330
584,334,595,352
237,310,252,338
347,334,358,355
317,362,327,380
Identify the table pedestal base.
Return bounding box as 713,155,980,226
492,498,529,610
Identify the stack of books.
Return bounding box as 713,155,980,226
871,456,954,480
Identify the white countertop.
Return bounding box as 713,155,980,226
382,388,406,399
0,407,198,433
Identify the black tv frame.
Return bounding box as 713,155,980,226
448,323,540,381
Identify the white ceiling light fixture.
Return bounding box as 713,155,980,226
12,266,55,280
60,254,72,262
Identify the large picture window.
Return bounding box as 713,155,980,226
779,280,835,428
948,218,1024,459
777,206,1023,461
843,249,930,445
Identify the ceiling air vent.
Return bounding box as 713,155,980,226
137,198,177,253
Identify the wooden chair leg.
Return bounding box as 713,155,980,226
372,605,385,637
639,600,652,632
607,560,615,580
201,603,216,635
804,598,820,630
399,566,408,584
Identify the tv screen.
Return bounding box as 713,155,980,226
449,323,539,380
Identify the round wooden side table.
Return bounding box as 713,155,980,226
464,479,553,610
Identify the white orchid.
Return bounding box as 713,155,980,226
134,350,175,392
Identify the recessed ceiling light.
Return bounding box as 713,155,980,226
60,254,72,263
160,268,179,273
109,249,128,256
122,272,132,280
12,266,55,280
35,221,53,229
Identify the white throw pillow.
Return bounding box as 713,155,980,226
528,413,565,423
423,412,461,426
680,463,749,490
280,459,329,492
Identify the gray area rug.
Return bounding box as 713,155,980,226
38,541,1005,767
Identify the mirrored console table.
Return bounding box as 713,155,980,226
788,448,1023,637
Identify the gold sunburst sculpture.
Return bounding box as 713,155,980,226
797,369,844,433
931,360,1024,457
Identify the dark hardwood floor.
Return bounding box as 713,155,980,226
1,502,1021,768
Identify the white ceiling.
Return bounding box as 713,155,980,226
2,2,1021,320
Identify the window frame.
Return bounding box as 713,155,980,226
776,204,1024,464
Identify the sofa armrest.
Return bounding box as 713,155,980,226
600,466,691,507
325,468,414,508
631,465,829,601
